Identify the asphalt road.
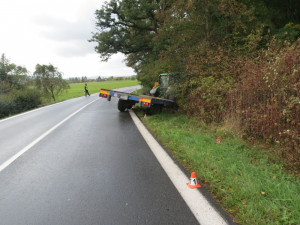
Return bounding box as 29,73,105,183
0,86,200,225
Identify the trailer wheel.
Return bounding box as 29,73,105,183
118,99,126,112
150,104,162,115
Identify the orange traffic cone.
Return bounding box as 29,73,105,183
217,136,222,144
186,172,201,189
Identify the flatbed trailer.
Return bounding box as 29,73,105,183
99,89,176,114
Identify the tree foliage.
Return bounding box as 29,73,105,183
91,0,159,60
0,54,29,91
34,64,69,102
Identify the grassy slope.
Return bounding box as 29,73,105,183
135,110,299,225
45,80,140,103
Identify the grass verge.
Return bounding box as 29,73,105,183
134,109,300,225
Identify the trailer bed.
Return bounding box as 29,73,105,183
99,88,176,113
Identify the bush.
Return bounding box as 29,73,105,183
0,94,15,118
13,89,42,112
185,76,230,123
182,39,300,168
0,88,41,119
274,23,300,43
221,39,300,170
235,39,300,148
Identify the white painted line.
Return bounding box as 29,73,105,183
0,100,65,123
129,110,228,225
0,93,98,123
0,99,98,173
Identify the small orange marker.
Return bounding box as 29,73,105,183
186,172,201,189
217,136,222,144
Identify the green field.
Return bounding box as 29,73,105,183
134,110,300,225
49,80,140,103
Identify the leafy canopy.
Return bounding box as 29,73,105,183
90,0,174,68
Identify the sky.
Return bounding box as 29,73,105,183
0,0,135,78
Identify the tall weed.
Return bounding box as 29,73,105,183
183,39,300,167
232,39,300,165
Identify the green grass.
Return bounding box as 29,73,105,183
131,87,145,95
135,110,300,225
44,80,140,103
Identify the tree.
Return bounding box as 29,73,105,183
0,54,28,90
90,0,157,60
0,54,10,82
90,0,178,89
96,76,103,82
34,64,69,102
90,0,174,70
81,76,88,83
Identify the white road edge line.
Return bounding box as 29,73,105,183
129,109,228,225
0,99,98,173
0,93,98,123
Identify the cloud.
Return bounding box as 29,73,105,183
31,15,97,57
55,40,95,58
33,15,93,42
31,1,99,58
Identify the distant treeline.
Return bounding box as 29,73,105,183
67,75,137,83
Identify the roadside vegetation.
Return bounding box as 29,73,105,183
134,109,299,225
0,53,139,119
91,1,300,209
0,54,42,119
92,0,299,162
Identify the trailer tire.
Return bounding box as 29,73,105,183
118,99,126,112
150,104,162,115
